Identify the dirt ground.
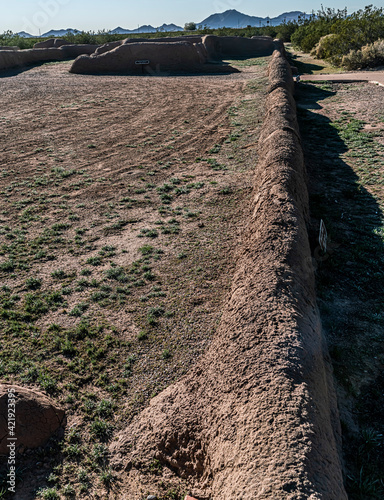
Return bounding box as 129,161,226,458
296,80,384,499
0,59,269,498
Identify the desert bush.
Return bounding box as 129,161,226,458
276,20,300,42
311,33,342,59
184,22,197,31
291,8,346,53
342,38,384,69
0,30,38,49
292,5,384,63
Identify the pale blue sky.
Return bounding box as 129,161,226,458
3,0,382,35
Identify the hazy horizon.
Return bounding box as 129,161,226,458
2,0,380,36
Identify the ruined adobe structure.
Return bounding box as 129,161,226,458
0,35,276,73
0,43,96,71
69,35,277,74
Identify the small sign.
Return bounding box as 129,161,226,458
319,219,328,253
135,60,150,65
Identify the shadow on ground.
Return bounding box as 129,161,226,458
289,55,326,74
0,60,73,78
296,82,384,499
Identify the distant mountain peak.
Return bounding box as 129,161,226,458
110,23,182,35
17,31,34,38
198,9,310,28
41,28,78,37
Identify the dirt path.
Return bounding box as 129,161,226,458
301,71,384,86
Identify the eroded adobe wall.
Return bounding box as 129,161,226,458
0,45,98,71
109,49,347,500
204,35,276,59
69,41,238,75
0,48,64,70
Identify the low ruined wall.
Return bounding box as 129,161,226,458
0,45,98,71
95,35,276,61
70,41,237,75
0,36,278,72
0,46,19,51
95,36,204,55
109,49,347,499
95,40,124,55
204,35,276,59
60,44,99,57
0,48,65,70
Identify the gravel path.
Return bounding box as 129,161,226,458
301,71,384,86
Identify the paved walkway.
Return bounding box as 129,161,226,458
300,71,384,86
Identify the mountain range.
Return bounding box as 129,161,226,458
109,23,182,35
198,10,311,28
16,10,310,38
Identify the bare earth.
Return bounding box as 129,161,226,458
301,71,384,86
0,60,269,498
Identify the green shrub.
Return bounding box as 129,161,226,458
24,293,49,316
342,38,384,69
104,267,128,282
25,277,42,290
292,5,384,65
0,260,15,272
90,419,113,441
310,33,343,59
37,488,60,500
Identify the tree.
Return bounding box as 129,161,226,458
184,22,197,31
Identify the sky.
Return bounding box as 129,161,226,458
2,0,383,35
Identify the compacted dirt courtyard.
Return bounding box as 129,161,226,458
0,59,269,498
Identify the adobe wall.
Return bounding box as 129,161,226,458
108,48,347,499
69,41,237,74
0,48,65,70
0,45,99,71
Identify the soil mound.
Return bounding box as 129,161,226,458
0,384,66,455
70,41,236,75
109,49,347,499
